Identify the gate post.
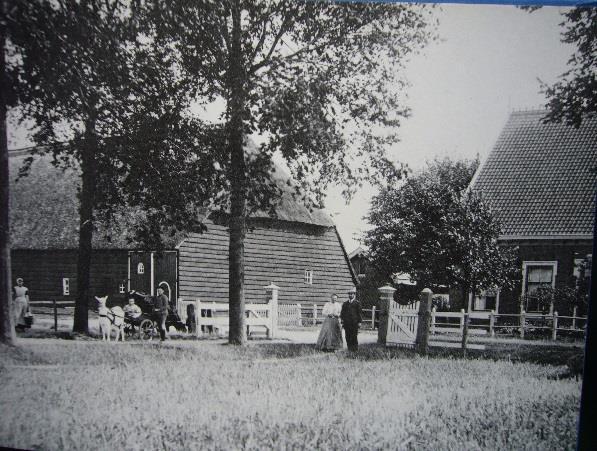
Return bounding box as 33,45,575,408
265,283,279,339
195,299,201,337
416,288,433,356
377,285,396,345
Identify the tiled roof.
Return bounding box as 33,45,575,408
9,150,334,250
471,110,596,238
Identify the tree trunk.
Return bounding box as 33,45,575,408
227,0,247,345
0,9,15,345
72,121,98,334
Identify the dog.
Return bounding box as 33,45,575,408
96,296,126,342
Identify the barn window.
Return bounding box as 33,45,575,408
304,270,313,285
137,263,145,274
62,278,70,296
119,283,125,294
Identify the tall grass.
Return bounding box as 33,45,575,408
0,340,580,450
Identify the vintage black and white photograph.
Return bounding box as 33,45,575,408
0,0,594,449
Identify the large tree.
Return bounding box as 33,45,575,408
148,0,434,344
0,0,16,345
363,157,518,301
542,7,596,127
8,0,215,334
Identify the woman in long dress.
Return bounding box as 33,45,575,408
13,278,30,331
316,294,343,351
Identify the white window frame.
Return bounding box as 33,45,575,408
62,278,70,296
137,263,145,275
473,289,499,312
521,261,558,296
304,270,313,285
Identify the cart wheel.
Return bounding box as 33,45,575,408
140,319,154,341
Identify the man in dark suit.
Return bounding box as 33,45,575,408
153,286,169,341
341,286,362,351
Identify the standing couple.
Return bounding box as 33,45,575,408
316,287,362,352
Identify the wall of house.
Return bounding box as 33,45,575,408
11,249,129,307
497,239,592,314
178,218,356,305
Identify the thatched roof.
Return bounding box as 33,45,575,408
9,148,334,250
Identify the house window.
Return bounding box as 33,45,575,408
137,263,145,275
62,278,70,296
474,289,497,311
522,261,557,312
119,283,125,294
304,270,313,285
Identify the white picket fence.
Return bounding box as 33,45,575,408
176,283,280,338
177,299,279,338
431,307,587,339
278,303,302,327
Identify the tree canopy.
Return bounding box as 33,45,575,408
5,0,436,342
6,0,220,333
542,7,596,127
363,157,518,298
144,0,435,344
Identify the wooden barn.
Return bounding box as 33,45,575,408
9,148,357,309
469,110,595,314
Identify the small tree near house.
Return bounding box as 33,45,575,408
364,157,519,313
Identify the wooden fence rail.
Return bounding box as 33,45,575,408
29,300,75,331
430,307,587,340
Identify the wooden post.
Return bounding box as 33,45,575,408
552,311,558,341
377,285,396,345
416,288,432,356
459,309,465,333
53,299,58,331
312,304,317,326
371,306,376,329
297,303,302,327
461,292,473,354
195,299,202,337
572,306,577,330
489,310,495,338
520,309,526,339
431,307,436,335
264,283,279,339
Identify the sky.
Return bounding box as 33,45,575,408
7,3,574,253
325,3,574,252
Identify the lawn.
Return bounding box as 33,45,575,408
0,338,581,450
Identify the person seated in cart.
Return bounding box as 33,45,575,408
123,297,143,329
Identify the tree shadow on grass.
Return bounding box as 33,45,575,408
249,343,320,359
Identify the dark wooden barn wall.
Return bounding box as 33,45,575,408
11,249,129,306
178,221,355,304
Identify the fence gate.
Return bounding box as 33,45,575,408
386,300,420,346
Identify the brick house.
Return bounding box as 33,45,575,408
469,110,595,314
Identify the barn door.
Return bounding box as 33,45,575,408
128,251,178,304
154,251,177,306
386,300,419,346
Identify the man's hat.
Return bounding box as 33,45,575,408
348,287,357,294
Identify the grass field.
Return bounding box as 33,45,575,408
0,338,582,451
